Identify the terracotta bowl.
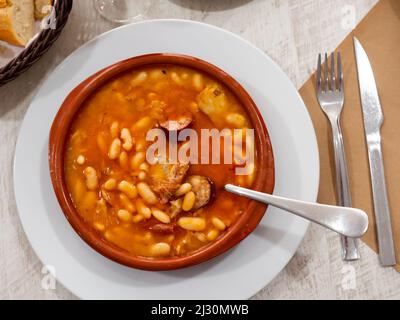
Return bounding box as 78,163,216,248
49,54,275,271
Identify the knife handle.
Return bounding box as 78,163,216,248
367,139,397,266
331,118,360,260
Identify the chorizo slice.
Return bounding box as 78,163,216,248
159,113,193,132
149,223,176,235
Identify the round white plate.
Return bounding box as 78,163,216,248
14,20,319,300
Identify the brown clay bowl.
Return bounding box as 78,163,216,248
49,54,275,271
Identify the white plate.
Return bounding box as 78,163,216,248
14,20,319,300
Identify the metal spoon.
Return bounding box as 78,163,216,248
225,184,368,238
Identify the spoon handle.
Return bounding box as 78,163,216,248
225,184,368,238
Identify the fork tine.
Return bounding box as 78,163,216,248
316,53,322,92
331,53,336,91
324,53,329,91
337,52,344,92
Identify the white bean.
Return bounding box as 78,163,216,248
171,72,182,85
132,117,152,131
117,209,132,223
151,243,170,257
178,217,206,231
137,182,157,204
139,162,149,172
211,217,226,231
118,180,137,199
131,71,148,86
138,171,146,181
182,191,196,211
226,113,246,128
104,178,117,190
151,208,171,224
93,222,105,232
110,121,119,138
131,151,145,169
120,128,133,151
175,183,192,197
132,214,144,223
108,138,121,160
135,199,152,219
119,151,128,169
83,167,98,190
207,229,219,241
149,70,163,80
76,155,85,165
193,73,204,91
119,193,136,212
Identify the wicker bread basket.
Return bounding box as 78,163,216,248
0,0,73,86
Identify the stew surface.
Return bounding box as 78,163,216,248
64,65,257,258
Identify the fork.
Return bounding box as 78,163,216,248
316,52,360,261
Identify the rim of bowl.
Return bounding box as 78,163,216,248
49,53,275,271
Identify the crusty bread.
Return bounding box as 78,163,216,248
34,0,52,19
0,0,35,46
0,0,9,9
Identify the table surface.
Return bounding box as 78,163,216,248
1,0,400,300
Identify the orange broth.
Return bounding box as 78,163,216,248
64,65,257,258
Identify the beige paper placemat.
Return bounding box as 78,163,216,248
299,0,400,270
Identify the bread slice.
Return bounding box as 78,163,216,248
0,0,10,9
35,0,52,19
0,0,35,46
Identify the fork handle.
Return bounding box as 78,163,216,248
330,117,360,260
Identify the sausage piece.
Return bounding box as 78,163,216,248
148,162,190,203
159,113,193,131
149,223,176,234
185,175,214,210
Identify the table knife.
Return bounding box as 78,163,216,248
354,37,397,266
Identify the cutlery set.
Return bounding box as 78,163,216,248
315,38,396,266
226,37,397,267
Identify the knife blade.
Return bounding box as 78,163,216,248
354,37,397,266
